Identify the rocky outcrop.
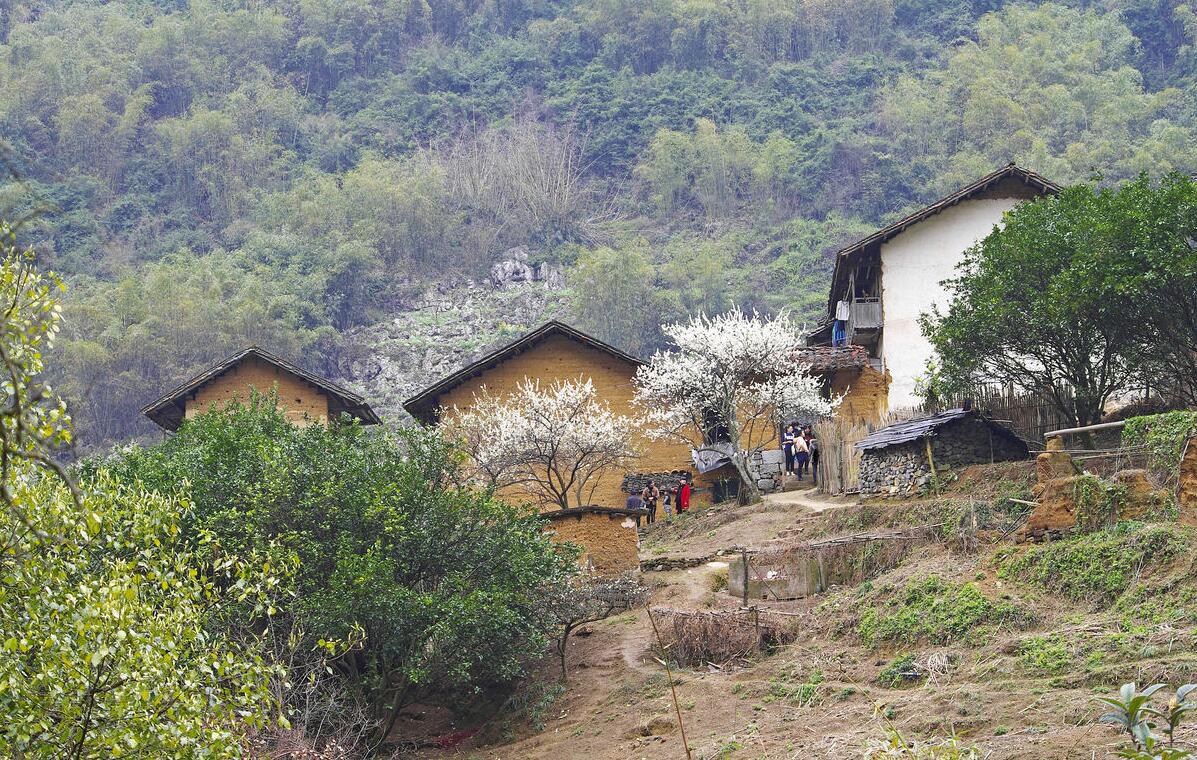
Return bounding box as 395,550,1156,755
340,272,569,422
488,247,565,289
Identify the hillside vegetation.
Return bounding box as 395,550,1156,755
2,0,1196,446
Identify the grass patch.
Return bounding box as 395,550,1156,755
763,669,824,706
998,522,1190,605
857,576,1030,647
877,653,922,688
1017,634,1073,675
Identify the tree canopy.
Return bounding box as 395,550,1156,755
922,173,1197,425
103,400,578,744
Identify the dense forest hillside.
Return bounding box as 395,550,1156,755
1,0,1195,448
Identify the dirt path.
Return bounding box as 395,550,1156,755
761,485,858,514
436,479,1130,760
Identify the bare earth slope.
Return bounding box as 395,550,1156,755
434,469,1191,759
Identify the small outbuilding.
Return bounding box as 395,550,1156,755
856,409,1029,497
541,506,646,575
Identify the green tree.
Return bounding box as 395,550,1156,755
105,401,577,743
0,473,288,757
922,183,1147,427
1088,173,1197,407
0,233,286,757
568,243,673,356
882,3,1197,190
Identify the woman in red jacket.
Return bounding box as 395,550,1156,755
677,481,691,513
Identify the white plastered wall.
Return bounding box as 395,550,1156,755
880,197,1023,409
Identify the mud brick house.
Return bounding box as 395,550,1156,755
142,346,380,431
807,163,1060,415
794,345,888,425
404,320,789,572
857,408,1029,497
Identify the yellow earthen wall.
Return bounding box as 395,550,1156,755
546,511,641,575
185,356,330,426
830,366,889,425
437,334,695,510
1180,436,1197,525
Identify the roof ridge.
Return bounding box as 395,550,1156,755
402,320,642,424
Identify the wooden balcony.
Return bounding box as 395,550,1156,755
848,298,881,345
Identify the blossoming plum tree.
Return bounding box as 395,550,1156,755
445,377,641,509
634,309,836,500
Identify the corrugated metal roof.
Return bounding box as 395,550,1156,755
855,409,1023,451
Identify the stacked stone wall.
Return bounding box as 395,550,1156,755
860,417,1028,497
859,441,931,497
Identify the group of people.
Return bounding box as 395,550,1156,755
626,479,691,525
782,423,818,481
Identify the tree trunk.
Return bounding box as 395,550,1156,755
732,451,761,504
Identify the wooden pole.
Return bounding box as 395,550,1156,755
741,549,750,607
924,437,939,494
646,609,692,760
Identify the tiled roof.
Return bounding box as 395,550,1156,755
794,345,869,373
824,163,1060,317
142,346,380,430
403,320,642,424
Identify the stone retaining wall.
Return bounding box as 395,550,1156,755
621,470,692,495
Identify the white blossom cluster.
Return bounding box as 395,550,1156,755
443,377,641,509
633,308,838,492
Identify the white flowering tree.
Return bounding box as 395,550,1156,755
634,309,837,500
443,377,641,510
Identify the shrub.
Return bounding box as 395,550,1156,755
0,472,288,756
1017,635,1073,675
998,523,1190,604
877,654,922,688
856,576,1030,647
101,401,577,744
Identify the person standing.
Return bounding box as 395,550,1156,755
782,424,797,475
641,481,660,524
678,480,691,514
805,427,819,485
662,488,673,521
794,431,810,480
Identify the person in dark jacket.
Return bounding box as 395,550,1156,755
782,424,797,475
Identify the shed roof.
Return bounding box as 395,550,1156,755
823,163,1060,318
142,346,380,431
402,320,642,424
855,408,1025,451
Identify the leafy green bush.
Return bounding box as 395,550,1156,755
1123,412,1197,486
1017,635,1073,675
101,400,578,742
999,523,1190,604
857,577,1030,647
877,654,922,688
0,473,288,756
